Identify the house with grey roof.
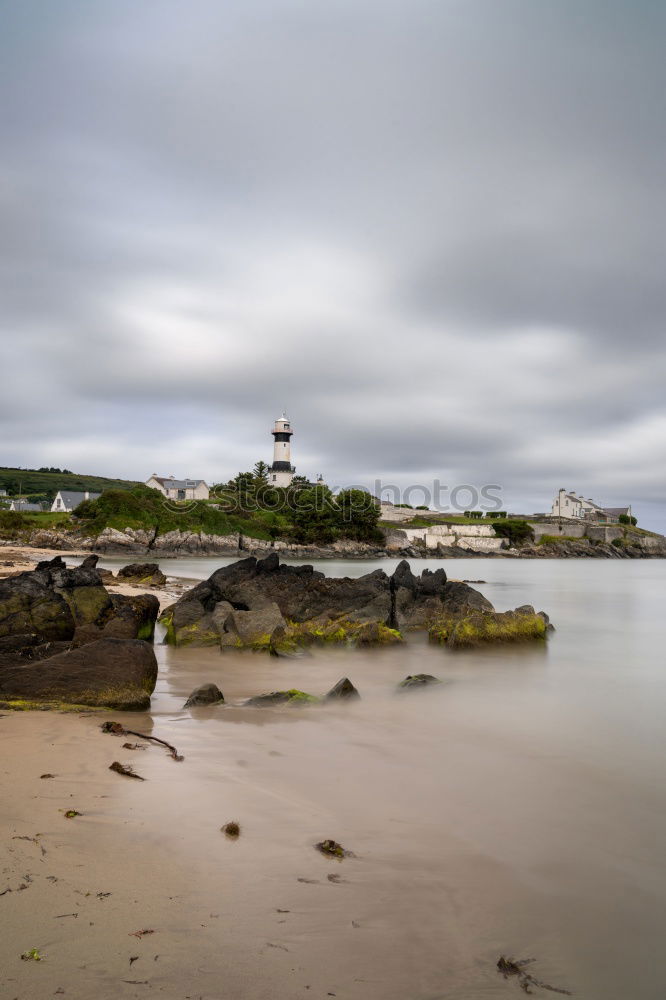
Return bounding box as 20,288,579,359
146,475,209,501
51,490,101,513
9,499,46,512
551,489,632,523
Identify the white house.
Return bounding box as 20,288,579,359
551,489,632,522
146,476,210,501
51,490,101,513
10,499,46,512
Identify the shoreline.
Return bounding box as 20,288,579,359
2,537,665,562
0,546,188,612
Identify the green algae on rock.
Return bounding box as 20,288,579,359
429,608,549,648
244,689,320,707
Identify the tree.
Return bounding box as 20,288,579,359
336,489,382,543
253,460,269,484
290,485,339,544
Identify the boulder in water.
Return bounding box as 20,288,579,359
324,677,360,701
184,683,225,708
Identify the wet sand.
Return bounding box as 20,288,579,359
2,558,666,998
1,682,576,1000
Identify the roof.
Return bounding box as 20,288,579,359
149,477,207,489
603,507,631,517
10,501,44,512
57,491,101,507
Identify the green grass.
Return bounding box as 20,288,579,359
21,512,73,529
0,466,139,496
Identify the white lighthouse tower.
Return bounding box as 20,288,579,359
269,413,295,487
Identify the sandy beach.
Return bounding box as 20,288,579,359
3,557,666,999
2,699,516,1000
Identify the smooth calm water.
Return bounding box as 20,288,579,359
91,556,666,998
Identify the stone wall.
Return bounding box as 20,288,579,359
399,523,506,552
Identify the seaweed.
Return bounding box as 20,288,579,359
497,956,573,995
109,761,145,780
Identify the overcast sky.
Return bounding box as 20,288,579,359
1,0,664,528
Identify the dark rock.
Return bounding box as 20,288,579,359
163,555,455,647
160,554,538,650
440,581,493,615
244,691,293,707
107,593,160,641
430,608,549,647
397,674,441,690
244,689,319,707
117,563,167,586
315,839,350,858
391,559,418,592
225,603,285,645
0,637,158,709
0,556,114,644
324,677,360,701
184,683,225,708
71,593,159,646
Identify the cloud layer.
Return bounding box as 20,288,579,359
1,0,664,527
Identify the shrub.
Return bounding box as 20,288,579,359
0,510,27,536
491,519,535,545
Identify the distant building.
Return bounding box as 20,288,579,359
10,499,45,512
51,490,101,513
146,476,209,501
0,489,6,496
551,489,632,523
269,414,295,487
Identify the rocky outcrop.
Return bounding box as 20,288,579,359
11,518,665,560
429,605,549,647
117,562,167,586
0,556,160,708
72,593,160,645
0,555,112,642
159,553,541,651
0,637,158,710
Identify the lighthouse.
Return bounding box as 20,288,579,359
270,413,295,487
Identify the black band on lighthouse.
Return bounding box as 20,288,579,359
272,432,292,442
270,461,293,472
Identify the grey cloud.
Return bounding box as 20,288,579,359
0,0,664,529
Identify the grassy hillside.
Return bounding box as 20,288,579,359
0,466,140,500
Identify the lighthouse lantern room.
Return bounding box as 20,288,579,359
270,413,295,486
